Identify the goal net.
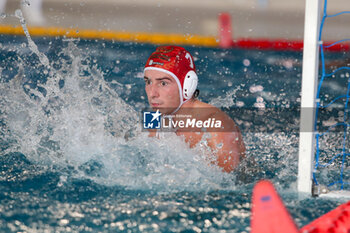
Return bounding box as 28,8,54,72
298,0,350,197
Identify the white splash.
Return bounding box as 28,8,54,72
0,29,234,192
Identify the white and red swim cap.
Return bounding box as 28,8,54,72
144,46,198,113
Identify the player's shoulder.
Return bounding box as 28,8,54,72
192,100,236,130
192,100,222,115
199,102,231,122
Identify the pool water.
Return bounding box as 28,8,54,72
0,33,348,232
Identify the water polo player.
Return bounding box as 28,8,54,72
143,45,245,172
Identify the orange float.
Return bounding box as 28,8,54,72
250,180,350,233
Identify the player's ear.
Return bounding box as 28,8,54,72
193,89,200,98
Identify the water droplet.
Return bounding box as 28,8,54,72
59,219,69,226
243,59,250,67
14,9,23,18
21,0,31,7
249,85,264,93
236,101,245,107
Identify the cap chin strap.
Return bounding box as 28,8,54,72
169,98,190,115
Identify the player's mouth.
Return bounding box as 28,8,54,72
151,103,161,107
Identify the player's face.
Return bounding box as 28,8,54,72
144,69,180,114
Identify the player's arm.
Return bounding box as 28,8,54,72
147,129,157,137
206,113,245,173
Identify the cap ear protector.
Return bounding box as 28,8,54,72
183,70,198,100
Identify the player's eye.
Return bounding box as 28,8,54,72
160,81,168,86
144,79,151,85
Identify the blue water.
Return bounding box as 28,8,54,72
0,34,347,232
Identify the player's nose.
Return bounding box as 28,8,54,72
149,84,159,98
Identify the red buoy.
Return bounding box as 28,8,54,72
250,180,350,233
251,180,299,233
300,201,350,233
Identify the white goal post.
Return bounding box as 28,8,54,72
297,0,322,196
